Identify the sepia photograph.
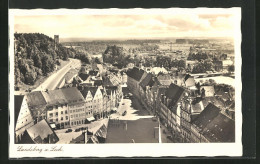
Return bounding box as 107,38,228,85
9,8,242,157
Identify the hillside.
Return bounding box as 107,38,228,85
14,33,77,87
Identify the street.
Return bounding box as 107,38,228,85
33,58,81,91
106,87,160,143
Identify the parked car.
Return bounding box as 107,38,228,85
122,111,127,116
65,129,72,133
75,128,81,132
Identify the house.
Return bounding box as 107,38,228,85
160,83,186,135
25,91,48,123
126,67,145,97
105,86,121,107
200,85,215,97
78,73,90,84
91,87,103,119
19,119,59,144
190,103,221,143
155,87,167,116
105,87,117,113
41,89,70,129
79,87,95,123
157,74,172,86
15,95,34,143
201,112,235,142
150,67,168,75
89,70,99,77
184,74,196,88
139,73,160,112
59,87,85,127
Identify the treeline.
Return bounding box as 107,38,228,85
154,56,186,70
187,52,209,61
103,45,131,68
14,33,77,85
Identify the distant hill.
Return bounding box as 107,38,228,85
14,33,77,86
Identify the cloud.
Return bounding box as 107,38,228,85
14,14,236,39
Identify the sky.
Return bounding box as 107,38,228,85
14,14,236,39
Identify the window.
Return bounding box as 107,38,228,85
50,119,53,122
65,110,68,114
71,122,73,125
61,117,63,121
71,115,73,118
49,113,53,117
61,111,63,114
66,116,68,120
56,118,58,122
56,112,58,116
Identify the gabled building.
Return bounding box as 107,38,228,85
190,103,221,142
26,91,48,123
79,87,95,123
15,95,34,143
19,119,59,144
126,67,145,97
139,73,160,112
42,89,70,129
105,87,117,112
157,74,172,86
201,112,235,142
91,87,103,119
63,87,86,127
160,83,186,135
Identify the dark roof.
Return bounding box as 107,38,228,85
192,103,221,131
89,70,99,76
156,87,167,101
14,95,24,126
94,80,103,86
202,113,235,142
26,119,59,144
102,76,114,86
139,73,153,90
42,89,67,106
80,87,98,98
26,91,47,107
184,74,191,82
164,83,185,109
202,97,225,109
61,87,85,104
105,87,116,95
126,67,144,81
78,73,89,81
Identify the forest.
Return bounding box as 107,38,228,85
14,33,79,86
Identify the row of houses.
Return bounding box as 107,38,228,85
126,67,235,143
15,85,122,143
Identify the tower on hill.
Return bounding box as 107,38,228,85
54,35,59,50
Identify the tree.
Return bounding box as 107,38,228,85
228,65,235,73
192,60,214,73
41,54,55,75
32,53,42,69
24,71,37,84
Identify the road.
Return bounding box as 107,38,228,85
106,87,160,143
33,58,81,91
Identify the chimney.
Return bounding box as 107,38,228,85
49,134,51,144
